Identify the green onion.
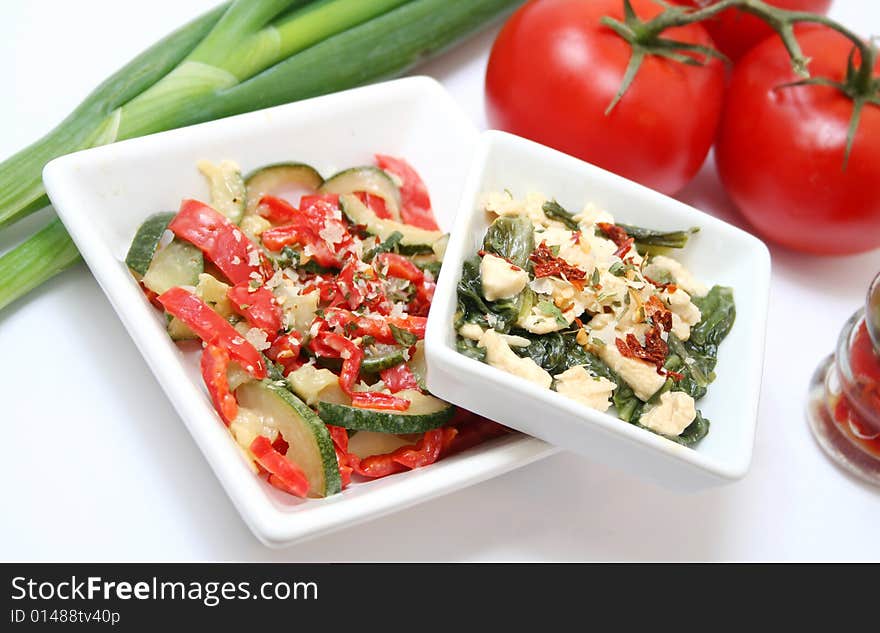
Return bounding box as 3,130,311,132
0,0,523,311
0,218,81,309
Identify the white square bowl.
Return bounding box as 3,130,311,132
425,131,771,491
43,78,553,548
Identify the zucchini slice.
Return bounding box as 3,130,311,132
321,167,402,221
346,431,414,459
339,194,445,251
141,238,203,295
244,163,324,215
360,346,407,374
236,380,341,498
198,160,246,224
125,212,175,276
317,390,454,434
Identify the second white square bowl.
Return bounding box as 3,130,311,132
425,131,771,491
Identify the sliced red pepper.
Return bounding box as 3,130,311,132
260,197,353,269
322,308,426,344
169,199,273,284
200,344,238,425
375,154,439,230
310,332,363,395
299,194,339,211
392,428,446,469
158,287,266,378
326,425,354,488
444,410,509,456
256,195,300,224
250,435,309,498
374,252,424,283
353,191,391,219
380,363,420,393
350,392,411,411
227,283,282,338
265,332,303,377
260,225,340,268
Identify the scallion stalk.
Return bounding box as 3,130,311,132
0,0,524,311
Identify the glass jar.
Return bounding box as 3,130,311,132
807,308,880,485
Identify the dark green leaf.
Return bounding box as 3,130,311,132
542,200,579,230
389,323,418,347
364,231,403,262
482,215,534,268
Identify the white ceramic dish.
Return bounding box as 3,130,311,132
426,131,771,491
43,78,553,548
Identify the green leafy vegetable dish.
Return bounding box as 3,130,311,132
454,191,736,447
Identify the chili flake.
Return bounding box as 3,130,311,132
615,325,679,379
644,295,673,333
529,240,588,288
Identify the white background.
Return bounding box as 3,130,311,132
1,1,878,561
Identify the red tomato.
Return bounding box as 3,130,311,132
671,0,832,61
485,0,725,195
716,27,880,255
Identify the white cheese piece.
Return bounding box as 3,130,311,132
639,391,697,437
598,341,666,402
479,329,552,389
458,323,485,341
553,366,616,412
480,253,529,302
275,282,319,334
663,287,702,341
645,255,708,297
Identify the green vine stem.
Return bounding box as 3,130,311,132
602,0,879,166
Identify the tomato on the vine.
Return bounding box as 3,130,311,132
716,27,880,255
485,0,725,196
672,0,833,61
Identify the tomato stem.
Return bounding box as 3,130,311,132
606,0,879,168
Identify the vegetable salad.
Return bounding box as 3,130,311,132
455,192,736,446
126,156,506,499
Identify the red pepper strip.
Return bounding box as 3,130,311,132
158,287,267,379
250,435,309,498
200,344,238,425
326,424,353,488
374,252,424,283
169,199,272,284
265,332,303,377
444,411,509,456
313,332,363,394
271,434,290,455
227,283,282,339
392,428,447,469
354,191,391,219
350,392,411,411
140,283,165,310
256,195,300,224
380,363,420,393
260,225,340,268
323,307,427,344
311,331,410,410
374,154,438,230
299,194,339,210
335,260,368,310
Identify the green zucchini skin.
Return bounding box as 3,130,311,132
317,395,454,434
339,194,444,248
238,380,342,498
244,162,324,214
360,348,407,373
320,166,402,218
125,212,175,276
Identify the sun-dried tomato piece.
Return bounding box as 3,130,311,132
644,295,673,332
529,241,588,286
597,222,628,246
644,275,678,294
616,325,679,379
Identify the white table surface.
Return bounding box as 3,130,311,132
2,0,878,562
